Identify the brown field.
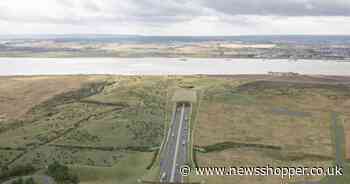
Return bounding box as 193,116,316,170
0,76,108,120
196,148,331,184
193,77,350,183
344,118,350,161
346,131,350,160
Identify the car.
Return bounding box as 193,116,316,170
182,140,186,145
160,172,167,182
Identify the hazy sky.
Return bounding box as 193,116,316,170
1,0,350,35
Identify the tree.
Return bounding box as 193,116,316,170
25,177,35,184
47,161,79,184
11,177,23,184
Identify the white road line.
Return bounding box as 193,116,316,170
163,105,177,159
170,103,185,183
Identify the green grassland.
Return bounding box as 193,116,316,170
0,150,23,167
0,76,170,183
0,75,350,184
320,114,350,184
70,152,153,184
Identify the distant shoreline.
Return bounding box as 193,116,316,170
1,74,350,84
0,57,349,62
0,56,349,62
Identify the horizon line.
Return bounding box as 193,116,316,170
1,34,350,37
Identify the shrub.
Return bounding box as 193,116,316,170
0,165,35,181
25,177,35,184
11,178,23,184
47,161,79,184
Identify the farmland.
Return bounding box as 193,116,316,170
0,75,349,184
193,78,350,184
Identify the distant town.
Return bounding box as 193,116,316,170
0,35,350,60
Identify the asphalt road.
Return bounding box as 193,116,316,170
160,102,191,183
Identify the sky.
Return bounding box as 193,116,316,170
1,0,350,35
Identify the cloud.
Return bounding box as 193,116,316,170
1,0,350,24
0,0,350,35
0,0,208,26
198,0,350,16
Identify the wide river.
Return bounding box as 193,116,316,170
0,58,349,76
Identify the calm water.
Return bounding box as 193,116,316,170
0,58,349,76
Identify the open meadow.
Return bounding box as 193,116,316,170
0,75,349,184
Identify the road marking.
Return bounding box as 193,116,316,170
162,105,177,160
161,105,178,181
170,103,185,183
